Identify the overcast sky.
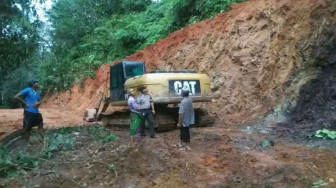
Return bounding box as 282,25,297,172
32,0,53,23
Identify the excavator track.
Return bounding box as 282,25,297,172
101,107,215,132
194,108,216,126
101,110,176,132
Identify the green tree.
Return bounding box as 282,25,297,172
0,0,40,108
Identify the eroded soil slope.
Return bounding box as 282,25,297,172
273,5,336,140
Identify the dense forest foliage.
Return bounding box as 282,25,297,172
0,0,244,108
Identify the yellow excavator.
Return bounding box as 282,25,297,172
96,60,214,131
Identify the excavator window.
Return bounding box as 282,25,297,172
125,64,144,78
111,63,123,89
110,61,145,101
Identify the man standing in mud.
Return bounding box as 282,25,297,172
177,88,194,150
137,86,156,138
14,80,43,141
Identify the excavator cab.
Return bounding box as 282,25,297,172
110,61,145,102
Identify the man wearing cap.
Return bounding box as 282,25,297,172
137,86,156,138
177,88,194,150
14,80,43,141
127,88,141,147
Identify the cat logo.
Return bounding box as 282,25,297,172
169,80,201,96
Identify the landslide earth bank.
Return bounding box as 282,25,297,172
45,0,335,125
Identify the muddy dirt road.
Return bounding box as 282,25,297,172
1,122,335,188
0,108,85,140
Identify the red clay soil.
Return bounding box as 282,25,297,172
2,126,336,188
0,108,85,140
44,0,332,126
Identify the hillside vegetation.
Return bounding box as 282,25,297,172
0,0,244,108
